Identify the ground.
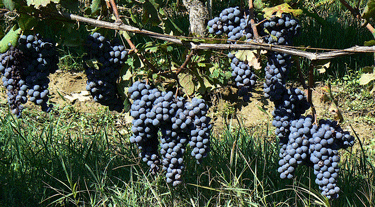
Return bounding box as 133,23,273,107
0,71,374,149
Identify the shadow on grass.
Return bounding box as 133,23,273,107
0,106,374,206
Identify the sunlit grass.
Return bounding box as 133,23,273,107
0,104,374,206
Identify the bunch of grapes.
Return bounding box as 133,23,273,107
0,34,58,117
128,81,211,186
228,53,257,102
309,119,354,199
186,97,211,163
278,116,313,179
207,7,259,101
262,14,301,101
84,32,128,112
0,46,27,117
272,88,310,143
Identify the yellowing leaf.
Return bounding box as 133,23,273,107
359,73,375,85
26,0,60,8
178,73,195,96
235,50,262,70
0,25,22,53
316,62,330,74
263,3,303,19
119,30,131,40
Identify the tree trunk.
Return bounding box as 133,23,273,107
182,0,209,37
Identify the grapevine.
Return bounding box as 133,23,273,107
206,4,356,199
0,0,370,203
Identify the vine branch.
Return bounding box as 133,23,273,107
248,0,260,40
58,12,375,61
338,0,375,34
176,50,195,75
308,61,317,122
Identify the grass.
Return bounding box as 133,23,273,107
0,103,374,206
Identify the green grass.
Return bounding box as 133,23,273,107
0,104,374,206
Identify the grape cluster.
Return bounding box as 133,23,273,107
309,119,354,199
263,14,300,101
128,81,211,186
263,14,301,45
278,116,313,179
258,13,356,200
0,34,58,117
207,7,259,101
209,6,356,200
276,116,355,199
228,53,257,102
186,98,211,163
84,32,128,112
18,34,58,112
0,46,27,117
272,88,310,143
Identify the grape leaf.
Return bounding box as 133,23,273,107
0,25,22,53
316,62,330,74
362,0,375,20
263,3,303,19
254,0,266,10
359,73,375,85
235,50,263,70
26,0,60,8
3,0,15,10
178,73,195,96
364,39,375,46
18,14,37,31
315,0,335,7
90,0,101,14
0,26,4,40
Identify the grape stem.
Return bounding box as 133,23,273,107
338,0,375,36
327,83,344,123
107,0,123,24
294,57,307,89
308,61,317,122
248,0,260,40
39,12,375,60
125,37,158,74
176,50,195,75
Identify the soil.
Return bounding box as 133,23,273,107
0,71,373,145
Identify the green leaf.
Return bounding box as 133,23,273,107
26,0,60,8
359,73,375,85
178,73,195,96
119,30,132,40
254,0,266,10
364,39,375,46
362,66,374,73
90,0,101,14
3,0,15,10
362,0,375,20
122,97,131,112
0,26,4,40
18,14,37,31
0,25,22,53
143,1,161,26
263,3,303,19
225,71,232,79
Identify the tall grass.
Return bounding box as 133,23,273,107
0,105,374,206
